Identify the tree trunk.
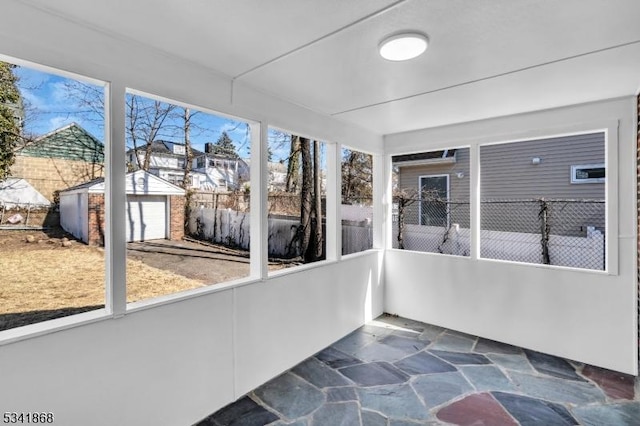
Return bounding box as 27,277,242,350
397,197,406,250
286,135,301,193
312,140,323,260
539,198,551,264
182,108,192,189
299,137,312,260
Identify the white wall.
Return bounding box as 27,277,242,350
0,3,384,425
384,97,638,374
59,192,88,243
0,253,382,426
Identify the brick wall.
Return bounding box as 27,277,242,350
169,195,185,241
12,156,104,202
87,193,105,246
81,193,183,245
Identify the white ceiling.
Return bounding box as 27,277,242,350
18,0,640,135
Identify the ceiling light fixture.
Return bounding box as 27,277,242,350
379,32,428,61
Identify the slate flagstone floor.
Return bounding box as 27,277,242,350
196,314,640,425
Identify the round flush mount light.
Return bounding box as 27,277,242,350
379,32,429,61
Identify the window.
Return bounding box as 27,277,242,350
124,90,253,304
267,129,327,271
571,164,605,184
341,147,373,255
1,58,106,331
392,147,470,256
419,175,449,227
479,132,605,270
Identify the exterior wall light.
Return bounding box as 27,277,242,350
532,157,542,165
379,32,429,61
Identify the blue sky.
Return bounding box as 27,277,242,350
13,63,321,165
13,64,256,158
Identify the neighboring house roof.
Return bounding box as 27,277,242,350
126,140,204,157
60,170,185,195
18,122,104,163
0,178,51,207
392,149,457,167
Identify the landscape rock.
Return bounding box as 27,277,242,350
25,235,35,243
62,240,72,247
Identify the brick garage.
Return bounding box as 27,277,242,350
59,170,185,245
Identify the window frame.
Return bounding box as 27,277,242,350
418,174,450,228
570,163,605,184
476,129,612,273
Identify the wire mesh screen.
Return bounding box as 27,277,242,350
342,196,373,255
392,197,470,257
481,199,605,270
392,197,605,270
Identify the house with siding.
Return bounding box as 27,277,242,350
11,122,104,202
393,132,605,236
128,140,249,190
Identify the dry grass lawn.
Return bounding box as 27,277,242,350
0,232,205,330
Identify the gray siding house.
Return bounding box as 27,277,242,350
393,132,605,236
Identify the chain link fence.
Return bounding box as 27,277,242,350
0,202,59,229
392,197,605,271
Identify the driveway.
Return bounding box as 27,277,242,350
127,239,251,284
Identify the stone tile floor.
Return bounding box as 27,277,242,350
196,314,640,425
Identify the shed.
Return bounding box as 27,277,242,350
59,170,185,245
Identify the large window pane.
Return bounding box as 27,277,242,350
267,129,327,271
391,148,470,256
479,133,606,270
0,60,106,330
341,147,372,255
124,91,252,303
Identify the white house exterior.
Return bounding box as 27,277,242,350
128,140,249,191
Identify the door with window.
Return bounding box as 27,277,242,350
419,175,449,227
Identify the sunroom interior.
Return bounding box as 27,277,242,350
1,1,639,425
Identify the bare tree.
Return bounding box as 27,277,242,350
299,137,312,260
285,134,301,193
126,96,176,171
342,149,372,203
312,140,323,260
393,187,419,249
181,108,193,188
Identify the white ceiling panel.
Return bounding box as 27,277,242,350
240,0,640,115
18,0,398,77
336,42,640,135
13,0,640,137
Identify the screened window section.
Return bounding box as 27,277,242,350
479,132,606,270
392,147,470,257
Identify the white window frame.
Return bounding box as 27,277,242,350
570,163,605,184
418,174,450,228
476,129,612,273
340,145,375,257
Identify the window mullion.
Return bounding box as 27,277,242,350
105,82,127,316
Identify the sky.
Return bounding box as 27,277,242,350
13,64,256,158
12,62,329,165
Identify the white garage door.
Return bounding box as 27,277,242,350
126,195,167,242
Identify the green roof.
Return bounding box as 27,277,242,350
19,123,104,163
